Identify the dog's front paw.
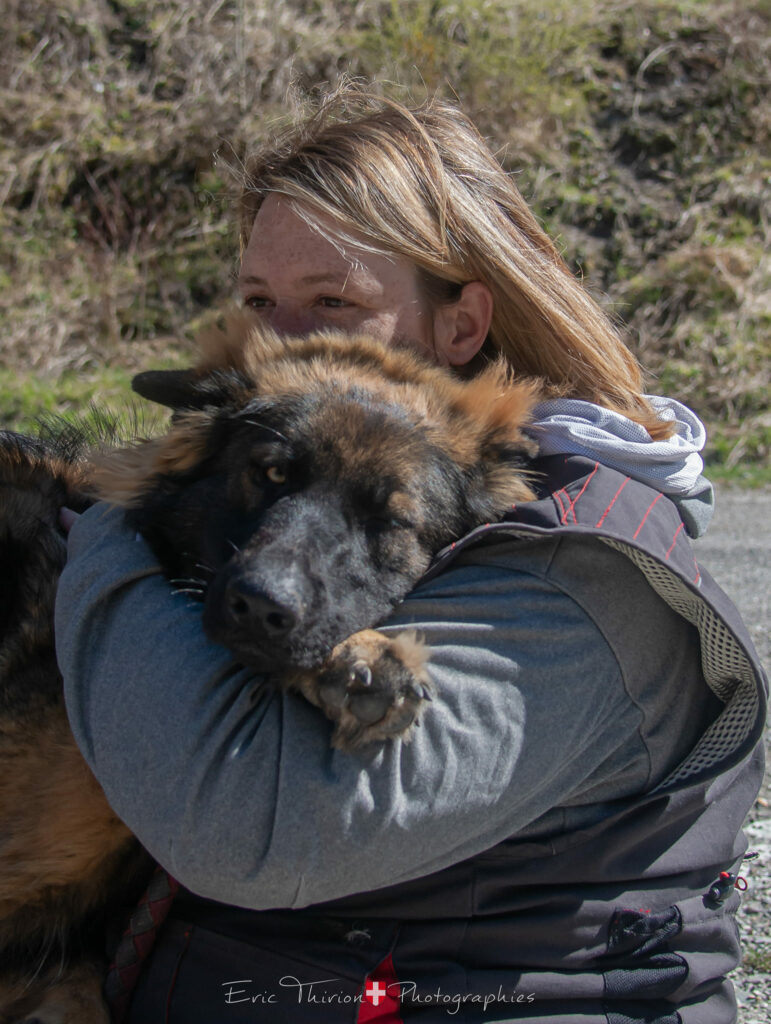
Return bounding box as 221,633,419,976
295,630,433,751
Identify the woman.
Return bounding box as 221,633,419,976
56,87,766,1023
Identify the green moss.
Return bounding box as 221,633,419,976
350,0,601,134
0,367,136,432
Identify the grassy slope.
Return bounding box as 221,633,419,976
1,0,769,481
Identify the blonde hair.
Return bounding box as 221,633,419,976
237,86,672,439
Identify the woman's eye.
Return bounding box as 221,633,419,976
244,296,271,310
265,465,287,484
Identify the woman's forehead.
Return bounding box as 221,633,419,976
241,195,418,294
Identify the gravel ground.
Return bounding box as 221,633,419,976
692,486,770,1024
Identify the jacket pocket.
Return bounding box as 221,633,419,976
129,916,399,1024
600,886,742,1024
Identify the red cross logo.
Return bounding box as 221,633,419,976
365,980,387,1006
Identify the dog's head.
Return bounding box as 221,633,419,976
91,317,539,670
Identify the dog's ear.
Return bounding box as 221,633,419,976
131,368,248,411
88,411,214,507
131,313,284,411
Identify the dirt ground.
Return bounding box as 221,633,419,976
692,486,770,1023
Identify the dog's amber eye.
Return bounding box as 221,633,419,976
265,465,287,485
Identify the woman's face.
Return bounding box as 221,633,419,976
238,195,440,360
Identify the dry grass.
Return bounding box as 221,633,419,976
0,0,769,477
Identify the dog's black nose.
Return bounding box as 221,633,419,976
225,579,296,637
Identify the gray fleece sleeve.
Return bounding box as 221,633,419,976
55,502,643,910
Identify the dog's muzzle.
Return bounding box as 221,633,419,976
224,575,299,639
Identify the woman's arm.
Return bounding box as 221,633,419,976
55,503,645,909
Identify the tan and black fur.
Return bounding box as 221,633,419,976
0,317,539,1021
0,431,151,1023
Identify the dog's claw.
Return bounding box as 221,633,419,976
312,630,433,750
406,682,432,702
405,684,430,700
349,661,372,688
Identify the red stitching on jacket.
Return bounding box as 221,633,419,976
595,477,630,527
561,488,579,523
557,488,574,523
554,489,569,523
633,493,664,540
561,461,600,523
665,522,684,560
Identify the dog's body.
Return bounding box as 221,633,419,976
0,432,151,1023
0,319,538,1022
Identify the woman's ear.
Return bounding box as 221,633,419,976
431,281,494,367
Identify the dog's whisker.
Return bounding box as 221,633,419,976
24,929,56,989
194,561,214,576
240,419,289,444
226,539,241,555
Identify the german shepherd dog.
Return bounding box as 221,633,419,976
0,316,538,1022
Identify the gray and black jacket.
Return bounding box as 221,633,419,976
57,455,768,1024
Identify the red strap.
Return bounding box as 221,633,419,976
104,866,180,1023
357,952,403,1022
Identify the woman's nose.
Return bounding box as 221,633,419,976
266,304,321,337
